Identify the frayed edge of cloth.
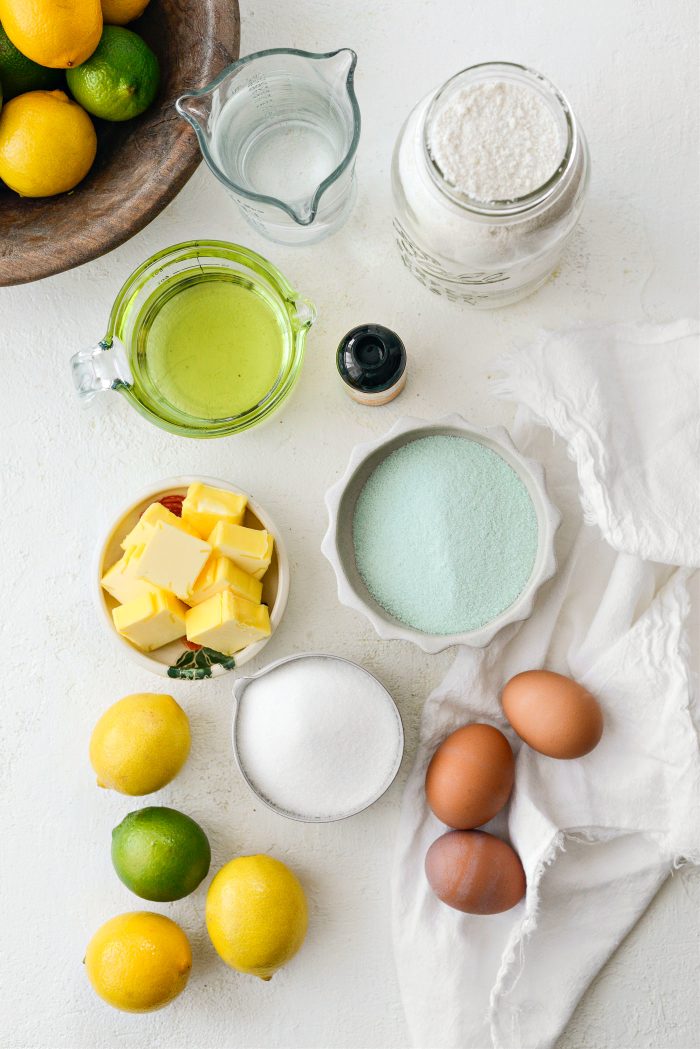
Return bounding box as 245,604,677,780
487,829,567,1049
486,827,690,1049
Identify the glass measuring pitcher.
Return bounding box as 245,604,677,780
176,48,361,245
70,241,316,439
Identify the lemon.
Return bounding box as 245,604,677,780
112,807,211,902
66,26,159,122
89,693,190,796
0,0,102,69
0,90,96,196
206,855,308,981
101,0,151,26
85,912,192,1012
0,23,64,99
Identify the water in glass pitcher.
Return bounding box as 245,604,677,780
212,79,347,211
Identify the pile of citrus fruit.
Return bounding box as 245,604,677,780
0,0,160,197
86,692,309,1012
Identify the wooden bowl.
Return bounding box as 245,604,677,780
0,0,240,287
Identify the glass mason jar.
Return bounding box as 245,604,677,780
391,62,590,307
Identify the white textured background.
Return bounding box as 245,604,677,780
2,1,699,1047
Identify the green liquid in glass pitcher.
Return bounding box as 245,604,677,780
132,271,287,421
71,241,316,439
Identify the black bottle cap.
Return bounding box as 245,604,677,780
336,324,407,393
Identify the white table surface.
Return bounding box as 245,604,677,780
2,1,699,1046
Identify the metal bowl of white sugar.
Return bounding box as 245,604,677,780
232,653,404,822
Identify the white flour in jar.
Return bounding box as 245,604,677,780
429,80,565,202
392,66,588,305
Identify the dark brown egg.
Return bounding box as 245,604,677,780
425,723,515,829
502,670,603,759
425,829,526,914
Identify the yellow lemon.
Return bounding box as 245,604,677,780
0,0,102,68
206,855,308,981
89,692,190,796
0,90,96,197
85,912,192,1012
101,0,151,25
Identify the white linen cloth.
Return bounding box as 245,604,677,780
391,320,700,1049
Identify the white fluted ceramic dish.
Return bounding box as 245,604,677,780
321,414,560,653
95,475,289,679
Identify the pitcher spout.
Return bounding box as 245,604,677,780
319,47,357,88
289,199,317,227
176,90,215,136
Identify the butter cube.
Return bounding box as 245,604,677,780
181,483,248,539
185,591,271,656
101,545,159,605
121,501,199,551
188,555,263,607
136,521,211,600
208,521,274,580
112,589,188,652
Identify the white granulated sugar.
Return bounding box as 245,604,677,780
430,79,564,202
235,657,402,820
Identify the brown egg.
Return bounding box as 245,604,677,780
425,829,526,914
502,670,603,759
425,723,514,829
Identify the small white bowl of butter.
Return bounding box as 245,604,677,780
95,476,290,679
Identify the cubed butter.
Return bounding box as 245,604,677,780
185,591,271,656
112,589,188,652
136,521,211,600
208,521,274,580
181,482,248,538
188,554,263,607
101,545,159,605
121,501,199,551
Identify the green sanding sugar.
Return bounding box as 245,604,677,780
352,435,539,635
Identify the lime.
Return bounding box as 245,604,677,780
112,807,211,902
0,23,64,99
66,25,159,122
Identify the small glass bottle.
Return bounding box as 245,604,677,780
391,61,590,308
337,324,407,406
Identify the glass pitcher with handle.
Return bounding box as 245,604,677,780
176,48,361,245
70,240,316,438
